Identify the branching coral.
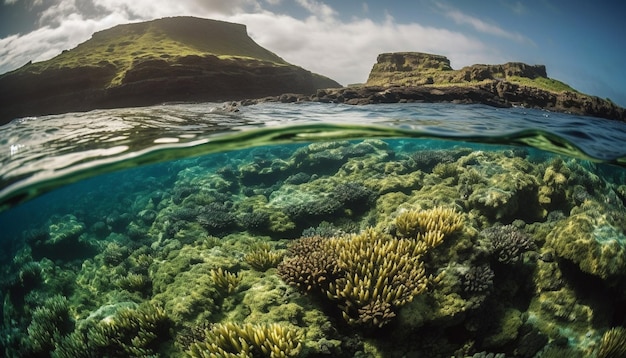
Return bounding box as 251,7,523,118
25,295,73,354
462,264,495,294
395,206,463,239
197,202,238,234
278,236,341,293
210,267,242,295
244,243,285,271
53,302,171,358
187,322,302,358
327,228,429,327
597,327,626,358
115,272,152,295
480,224,536,264
331,182,375,212
279,207,458,328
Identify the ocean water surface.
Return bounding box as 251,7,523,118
1,102,626,357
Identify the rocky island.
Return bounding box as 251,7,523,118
255,52,626,122
0,17,340,125
1,17,624,123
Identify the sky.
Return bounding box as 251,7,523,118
1,0,625,106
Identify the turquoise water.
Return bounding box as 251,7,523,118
1,102,626,357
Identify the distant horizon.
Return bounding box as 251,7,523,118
1,1,625,107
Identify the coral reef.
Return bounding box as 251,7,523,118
2,138,626,357
279,206,459,328
326,228,431,327
394,205,463,238
278,236,340,293
546,199,626,279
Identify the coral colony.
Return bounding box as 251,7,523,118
2,139,626,357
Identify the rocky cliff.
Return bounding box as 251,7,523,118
363,52,624,121
0,17,340,124
245,52,624,122
367,52,547,86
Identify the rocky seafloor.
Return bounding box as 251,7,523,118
1,138,626,357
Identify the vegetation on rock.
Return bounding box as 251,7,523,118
0,16,340,124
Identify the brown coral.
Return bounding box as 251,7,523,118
277,236,341,292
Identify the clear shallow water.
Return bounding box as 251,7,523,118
1,102,626,357
2,102,626,211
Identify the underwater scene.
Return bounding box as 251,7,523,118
1,102,626,357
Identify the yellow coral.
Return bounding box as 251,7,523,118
279,206,462,327
597,327,626,358
188,322,302,358
395,206,463,239
244,243,285,271
210,268,241,295
326,229,429,327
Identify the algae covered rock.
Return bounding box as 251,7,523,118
546,200,626,279
467,158,541,221
29,214,97,262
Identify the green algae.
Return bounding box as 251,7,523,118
1,138,626,357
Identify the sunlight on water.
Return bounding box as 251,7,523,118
1,102,626,357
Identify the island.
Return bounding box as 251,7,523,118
1,18,624,124
252,52,625,122
0,17,340,125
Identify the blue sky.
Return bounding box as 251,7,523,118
1,0,625,106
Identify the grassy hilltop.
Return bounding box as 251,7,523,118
25,17,289,88
366,52,578,93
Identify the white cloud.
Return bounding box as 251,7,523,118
438,3,533,45
295,0,336,18
226,11,497,85
39,0,78,26
508,1,526,15
0,0,503,85
0,13,127,72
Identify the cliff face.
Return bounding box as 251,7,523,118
0,17,340,124
367,52,453,86
367,52,547,86
364,52,624,121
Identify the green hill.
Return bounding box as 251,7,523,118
0,17,340,123
24,17,289,87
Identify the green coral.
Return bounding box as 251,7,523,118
211,267,242,295
538,157,570,209
482,308,522,348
